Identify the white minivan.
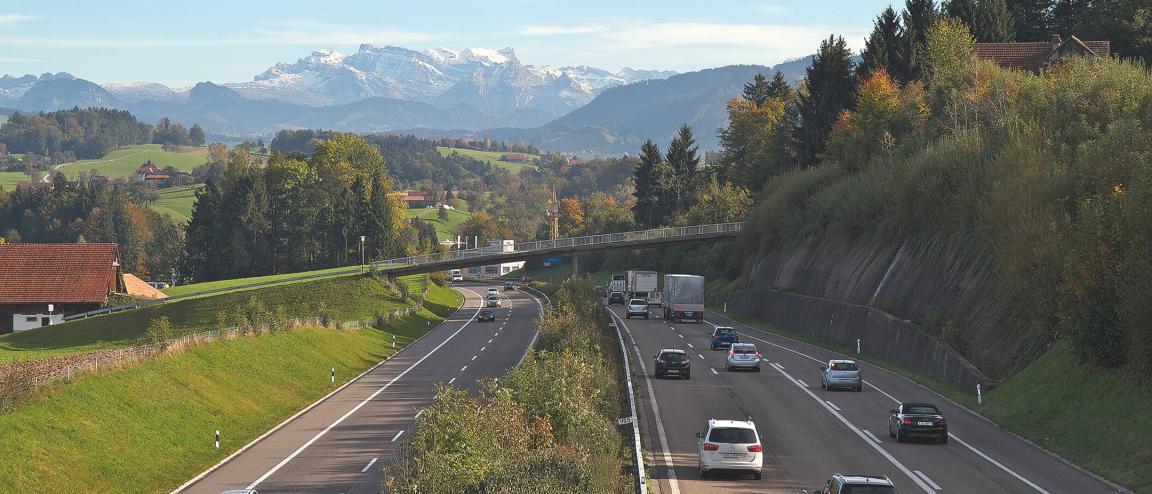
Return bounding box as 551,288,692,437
697,418,763,480
449,269,463,282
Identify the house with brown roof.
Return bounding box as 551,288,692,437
134,162,171,182
500,153,527,163
975,34,1110,72
0,243,123,333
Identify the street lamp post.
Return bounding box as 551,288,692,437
360,235,366,274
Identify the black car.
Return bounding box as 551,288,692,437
504,281,515,290
653,349,691,379
608,292,626,305
477,309,497,322
889,402,947,444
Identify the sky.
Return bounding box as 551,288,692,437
1,0,895,88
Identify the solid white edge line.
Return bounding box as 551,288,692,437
515,288,546,367
609,310,667,494
391,430,404,442
862,429,883,444
769,364,935,494
914,470,943,491
704,315,1055,493
242,289,487,490
360,457,378,473
825,400,840,411
171,285,470,494
796,379,809,388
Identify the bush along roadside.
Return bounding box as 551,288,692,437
384,277,634,493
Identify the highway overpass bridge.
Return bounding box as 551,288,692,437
371,222,743,277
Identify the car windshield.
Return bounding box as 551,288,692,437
630,299,646,305
707,427,757,444
841,486,896,494
906,405,940,415
733,347,756,354
716,328,734,335
831,362,858,371
661,352,687,362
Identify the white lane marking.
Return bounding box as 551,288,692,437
796,379,809,388
488,339,493,344
825,400,840,411
705,315,1048,492
915,470,942,491
698,354,704,360
361,457,378,473
391,430,404,442
448,377,456,384
480,346,486,352
471,355,477,361
686,342,693,348
678,334,684,339
609,313,680,494
460,365,467,372
863,429,883,444
769,364,935,494
414,410,423,420
244,291,486,490
710,368,718,375
949,433,1050,493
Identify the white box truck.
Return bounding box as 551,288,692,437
626,270,660,306
663,274,704,323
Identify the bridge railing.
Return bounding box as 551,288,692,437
371,222,743,272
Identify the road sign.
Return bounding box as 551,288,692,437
617,416,635,426
543,257,563,267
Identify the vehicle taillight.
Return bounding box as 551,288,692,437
901,417,912,424
703,443,719,451
936,418,946,426
755,352,761,359
747,444,762,453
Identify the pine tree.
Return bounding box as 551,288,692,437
944,0,979,29
902,0,940,81
857,7,906,82
1007,0,1053,41
743,74,772,107
632,140,662,227
797,35,857,167
767,71,793,100
665,124,701,212
976,0,1015,41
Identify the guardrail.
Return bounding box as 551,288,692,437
371,222,743,272
608,315,648,494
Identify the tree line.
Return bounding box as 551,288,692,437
0,108,204,162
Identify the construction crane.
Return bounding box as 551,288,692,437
546,187,559,240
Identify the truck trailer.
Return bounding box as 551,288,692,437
626,270,661,306
662,274,704,323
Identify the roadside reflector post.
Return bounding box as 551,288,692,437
977,383,983,404
856,338,861,355
331,367,335,384
215,430,219,449
393,335,397,348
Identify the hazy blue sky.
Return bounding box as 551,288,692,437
1,0,895,87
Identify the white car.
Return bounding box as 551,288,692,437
487,287,499,296
487,295,501,307
625,299,649,319
696,418,763,480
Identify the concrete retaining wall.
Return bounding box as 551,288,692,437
726,288,991,392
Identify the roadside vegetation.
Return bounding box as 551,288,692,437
384,277,634,493
0,274,422,360
0,277,461,493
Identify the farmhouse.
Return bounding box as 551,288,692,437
975,34,1110,72
500,153,527,163
0,243,123,333
134,162,170,182
391,190,433,207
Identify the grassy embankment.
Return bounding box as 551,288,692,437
58,144,208,179
0,276,463,493
403,203,471,241
435,146,539,171
0,171,28,189
0,273,418,361
161,265,364,298
151,184,203,223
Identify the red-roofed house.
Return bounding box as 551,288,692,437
0,243,123,333
975,34,1110,73
15,182,50,192
135,162,171,182
500,153,527,163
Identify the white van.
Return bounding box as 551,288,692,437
449,269,463,282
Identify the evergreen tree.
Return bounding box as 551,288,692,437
742,73,772,107
1007,0,1053,41
944,0,979,29
976,0,1015,41
632,140,662,227
902,0,940,81
857,7,906,82
665,124,701,213
797,35,857,167
767,71,793,100
189,124,205,146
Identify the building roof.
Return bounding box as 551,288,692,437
0,243,120,304
15,182,49,191
122,273,168,300
975,35,1109,72
143,174,171,180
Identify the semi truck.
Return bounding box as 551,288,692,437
626,270,661,306
663,274,704,323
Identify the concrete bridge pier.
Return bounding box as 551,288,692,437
573,255,579,276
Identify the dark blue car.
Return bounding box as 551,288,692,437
710,326,740,350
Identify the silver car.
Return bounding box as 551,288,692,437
626,299,649,319
725,343,761,372
820,360,862,391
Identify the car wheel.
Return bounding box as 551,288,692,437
684,372,691,380
940,435,949,445
754,472,763,480
896,429,905,443
645,315,649,319
699,465,708,479
755,366,761,373
888,425,895,438
856,385,863,392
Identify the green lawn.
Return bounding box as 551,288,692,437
58,144,209,179
436,146,539,171
404,206,471,241
162,265,364,297
0,275,426,361
151,184,203,223
0,280,462,493
0,171,31,189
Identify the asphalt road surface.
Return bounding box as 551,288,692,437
607,304,1123,494
176,282,542,494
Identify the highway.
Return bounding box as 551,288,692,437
175,282,542,494
606,304,1123,494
